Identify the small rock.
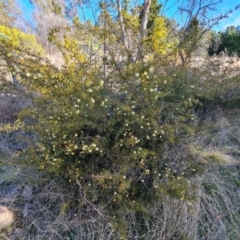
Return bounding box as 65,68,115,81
0,205,14,230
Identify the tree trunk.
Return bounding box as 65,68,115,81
140,0,151,40
116,0,128,49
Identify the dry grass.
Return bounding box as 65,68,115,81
0,93,31,124
0,93,31,158
190,108,240,164
198,167,240,240
0,163,239,239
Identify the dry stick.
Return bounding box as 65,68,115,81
75,178,109,221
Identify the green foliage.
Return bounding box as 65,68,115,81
122,10,140,33
147,16,177,55
179,18,202,63
19,66,200,236
19,59,200,194
208,26,240,56
52,2,62,15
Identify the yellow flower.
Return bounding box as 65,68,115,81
100,80,104,86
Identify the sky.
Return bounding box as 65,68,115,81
210,0,240,31
160,0,240,31
18,0,240,32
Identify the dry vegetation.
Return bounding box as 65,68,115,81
190,55,240,77
0,166,239,239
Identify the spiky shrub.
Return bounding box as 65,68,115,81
2,27,240,237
